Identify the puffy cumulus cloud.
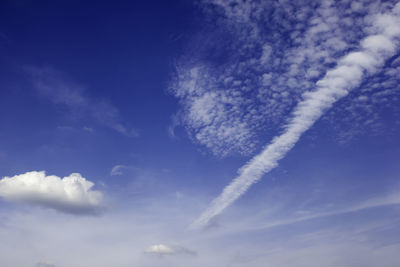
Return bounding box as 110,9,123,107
0,171,103,215
170,0,400,156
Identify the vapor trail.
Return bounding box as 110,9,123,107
190,4,400,229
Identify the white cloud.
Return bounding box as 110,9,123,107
25,66,138,138
245,192,400,232
190,3,400,229
109,165,138,176
145,244,175,255
171,0,400,156
326,54,400,143
145,244,197,257
0,188,399,267
0,171,103,214
110,165,126,176
260,44,272,64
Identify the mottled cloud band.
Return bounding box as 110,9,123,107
190,2,400,229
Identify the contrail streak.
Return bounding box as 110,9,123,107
252,192,400,232
190,4,400,229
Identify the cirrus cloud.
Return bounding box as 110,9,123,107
188,1,400,228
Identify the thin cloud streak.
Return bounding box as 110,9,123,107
190,4,400,229
245,192,400,232
110,165,129,176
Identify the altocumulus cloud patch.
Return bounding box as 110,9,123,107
0,171,103,215
170,0,400,156
187,1,400,228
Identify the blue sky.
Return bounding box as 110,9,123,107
1,0,400,266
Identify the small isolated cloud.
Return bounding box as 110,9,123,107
145,244,175,255
110,165,130,176
145,244,196,256
83,126,94,133
0,171,103,215
36,262,56,267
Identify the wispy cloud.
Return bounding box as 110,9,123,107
171,0,400,156
1,191,399,267
190,3,400,229
325,52,400,143
25,66,138,137
110,165,129,176
0,171,103,215
240,191,400,233
226,224,400,267
109,165,138,176
36,262,56,267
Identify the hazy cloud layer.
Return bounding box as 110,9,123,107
0,190,399,267
170,0,400,156
240,191,400,233
0,171,103,215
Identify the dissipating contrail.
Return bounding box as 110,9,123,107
190,3,400,230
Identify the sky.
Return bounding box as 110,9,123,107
0,0,400,266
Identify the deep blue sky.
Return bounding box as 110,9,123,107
1,1,400,267
0,0,204,178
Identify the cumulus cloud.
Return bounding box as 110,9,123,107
190,2,400,229
0,171,103,214
170,0,400,156
25,66,138,138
